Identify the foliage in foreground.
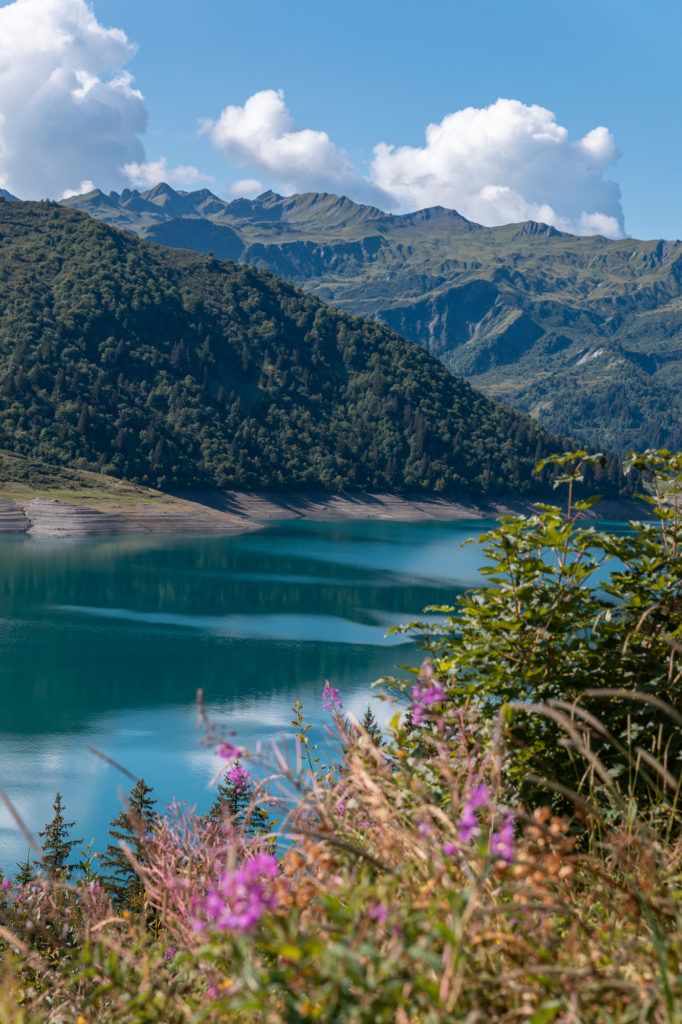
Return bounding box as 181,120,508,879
0,450,681,1023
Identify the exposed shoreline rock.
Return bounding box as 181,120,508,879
0,491,652,539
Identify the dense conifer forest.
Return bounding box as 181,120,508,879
0,200,576,494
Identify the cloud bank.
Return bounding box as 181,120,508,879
209,92,624,237
0,0,204,199
203,90,393,209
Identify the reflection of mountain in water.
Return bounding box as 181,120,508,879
0,522,482,733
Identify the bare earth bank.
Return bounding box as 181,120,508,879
0,491,651,538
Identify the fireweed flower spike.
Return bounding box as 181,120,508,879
322,681,343,712
457,801,479,843
218,741,244,762
490,810,515,865
410,661,446,725
193,852,281,934
227,763,250,790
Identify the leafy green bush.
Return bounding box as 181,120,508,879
393,449,682,809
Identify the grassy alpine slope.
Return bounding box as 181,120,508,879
62,184,682,455
0,200,573,495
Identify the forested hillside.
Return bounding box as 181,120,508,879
0,201,572,494
62,184,682,455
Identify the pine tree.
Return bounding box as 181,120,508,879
207,762,269,837
14,850,33,887
360,706,384,747
100,779,157,910
38,792,82,879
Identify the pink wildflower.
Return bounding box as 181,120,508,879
410,666,446,724
469,784,489,808
218,741,244,762
458,802,479,842
322,681,343,712
227,763,250,791
491,811,515,865
193,852,280,934
369,903,388,922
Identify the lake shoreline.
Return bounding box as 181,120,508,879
0,489,651,538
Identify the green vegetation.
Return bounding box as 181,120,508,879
66,184,682,455
0,450,680,1021
99,779,157,909
0,200,575,496
37,794,81,881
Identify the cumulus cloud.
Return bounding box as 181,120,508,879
371,99,624,237
203,89,392,208
121,157,213,190
0,0,205,199
227,178,264,198
208,91,624,237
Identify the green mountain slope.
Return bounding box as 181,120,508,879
61,184,682,455
0,201,570,494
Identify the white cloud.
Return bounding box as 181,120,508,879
121,157,212,190
209,92,624,237
0,0,208,199
204,89,392,208
372,98,624,236
60,178,95,200
227,177,264,198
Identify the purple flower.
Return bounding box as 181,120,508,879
1,877,10,891
369,903,388,922
193,852,280,934
417,820,432,838
458,802,479,843
410,675,446,724
218,741,244,762
227,763,250,791
164,946,177,962
490,812,515,865
322,681,343,712
443,842,457,856
469,784,489,808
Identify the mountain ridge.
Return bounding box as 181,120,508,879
0,200,578,496
60,183,682,454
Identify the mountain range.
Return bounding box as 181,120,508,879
0,200,577,495
60,183,682,455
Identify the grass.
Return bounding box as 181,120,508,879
0,450,191,508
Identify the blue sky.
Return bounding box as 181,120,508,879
1,0,680,239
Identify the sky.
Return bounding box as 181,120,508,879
0,0,680,239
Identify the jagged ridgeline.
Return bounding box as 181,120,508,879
0,201,568,493
62,185,682,455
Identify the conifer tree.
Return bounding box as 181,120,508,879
14,850,33,887
360,706,384,747
100,779,157,909
207,762,269,837
38,792,82,879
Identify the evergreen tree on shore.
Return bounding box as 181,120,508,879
100,779,157,910
38,792,82,879
208,762,269,837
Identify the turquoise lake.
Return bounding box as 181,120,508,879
0,518,493,873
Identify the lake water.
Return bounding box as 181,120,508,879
0,519,492,874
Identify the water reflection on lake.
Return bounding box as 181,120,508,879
0,519,490,872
